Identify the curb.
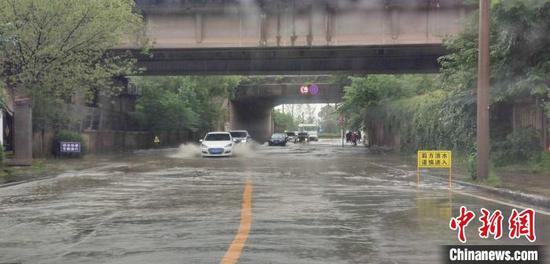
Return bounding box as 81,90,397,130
0,174,59,189
425,173,550,211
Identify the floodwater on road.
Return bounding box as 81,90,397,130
0,139,548,264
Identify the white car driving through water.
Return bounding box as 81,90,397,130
229,130,251,144
200,132,234,157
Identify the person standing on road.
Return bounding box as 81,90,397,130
351,132,358,146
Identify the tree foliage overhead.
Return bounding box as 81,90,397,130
0,0,144,97
440,0,550,103
0,0,144,130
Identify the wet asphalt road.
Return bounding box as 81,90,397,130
0,139,548,264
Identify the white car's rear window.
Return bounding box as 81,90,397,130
205,134,230,141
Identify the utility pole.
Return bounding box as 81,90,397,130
476,0,490,180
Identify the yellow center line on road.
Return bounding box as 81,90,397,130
220,180,253,264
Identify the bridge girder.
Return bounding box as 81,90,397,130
123,44,446,75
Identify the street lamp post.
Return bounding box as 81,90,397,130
476,0,490,180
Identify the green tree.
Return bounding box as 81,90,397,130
318,104,339,134
438,0,550,153
0,0,144,130
340,74,456,151
440,0,550,107
130,78,198,132
272,110,297,132
341,75,436,111
340,74,439,130
340,0,550,156
131,76,241,134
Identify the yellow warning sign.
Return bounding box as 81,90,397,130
153,136,160,144
417,150,452,169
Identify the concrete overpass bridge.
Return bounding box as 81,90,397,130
230,75,343,139
124,0,474,141
126,0,473,75
234,75,343,105
12,1,475,163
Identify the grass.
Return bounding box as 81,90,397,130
529,152,550,173
460,152,550,190
403,150,546,191
491,152,550,175
0,169,17,183
0,159,52,184
485,169,502,187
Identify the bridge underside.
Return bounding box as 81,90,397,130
127,44,446,75
229,76,343,141
235,82,343,104
123,0,461,141
123,44,446,141
229,100,276,142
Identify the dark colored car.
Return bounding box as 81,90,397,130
268,133,287,146
297,131,309,143
229,130,251,144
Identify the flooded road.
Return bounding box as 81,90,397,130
1,139,548,263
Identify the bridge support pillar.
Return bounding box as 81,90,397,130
229,100,274,143
12,98,33,165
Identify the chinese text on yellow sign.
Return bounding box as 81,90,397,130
417,150,452,169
